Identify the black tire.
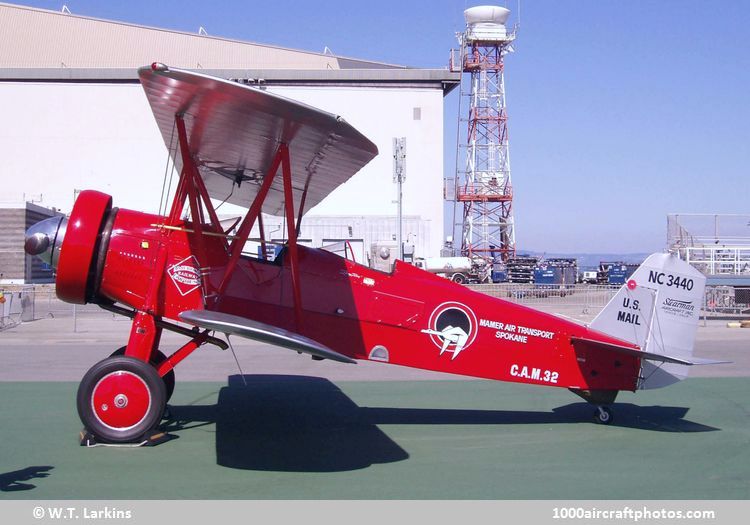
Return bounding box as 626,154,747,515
77,356,167,443
452,273,467,285
110,347,175,402
594,406,613,425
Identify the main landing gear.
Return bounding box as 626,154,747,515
77,356,167,444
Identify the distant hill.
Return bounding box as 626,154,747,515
519,252,652,271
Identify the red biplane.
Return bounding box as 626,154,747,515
24,64,722,443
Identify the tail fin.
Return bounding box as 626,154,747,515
590,253,712,389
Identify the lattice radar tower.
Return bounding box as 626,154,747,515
451,5,516,261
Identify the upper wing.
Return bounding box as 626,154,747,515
138,64,378,216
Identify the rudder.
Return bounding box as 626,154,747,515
590,253,706,389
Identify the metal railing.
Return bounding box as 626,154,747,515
0,285,120,332
467,284,620,316
704,286,750,316
683,246,750,276
0,288,22,330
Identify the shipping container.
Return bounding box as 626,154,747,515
606,263,639,285
533,258,578,295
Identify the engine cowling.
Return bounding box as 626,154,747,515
24,190,114,304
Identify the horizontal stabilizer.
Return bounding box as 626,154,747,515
571,337,730,366
179,310,356,364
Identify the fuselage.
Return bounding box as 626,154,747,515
91,206,641,393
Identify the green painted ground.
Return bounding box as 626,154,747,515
1,376,749,499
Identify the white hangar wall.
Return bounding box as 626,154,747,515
273,85,443,258
0,82,165,210
0,81,444,258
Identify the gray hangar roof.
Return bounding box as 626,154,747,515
0,2,459,91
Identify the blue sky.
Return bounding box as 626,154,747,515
15,0,750,253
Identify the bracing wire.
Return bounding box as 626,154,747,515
159,119,177,216
214,183,236,212
225,335,247,387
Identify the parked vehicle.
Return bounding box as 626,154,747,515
412,256,491,284
581,270,598,284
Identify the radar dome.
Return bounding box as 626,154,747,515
464,6,511,26
463,6,513,42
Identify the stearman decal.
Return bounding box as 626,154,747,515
167,255,202,296
661,297,696,319
421,302,478,360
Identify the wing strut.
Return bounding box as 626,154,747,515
217,146,283,296
295,171,313,238
164,114,230,268
162,117,307,328
281,144,304,330
177,115,226,243
214,142,305,331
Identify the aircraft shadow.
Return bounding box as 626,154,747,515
553,403,719,433
163,375,410,472
368,402,718,433
162,375,718,472
0,466,54,492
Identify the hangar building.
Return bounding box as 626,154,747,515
0,2,459,282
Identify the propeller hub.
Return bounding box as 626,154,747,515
24,216,67,268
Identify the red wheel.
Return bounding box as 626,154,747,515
110,347,175,401
77,356,166,443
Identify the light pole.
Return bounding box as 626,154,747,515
393,137,406,260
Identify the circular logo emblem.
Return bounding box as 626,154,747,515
421,302,478,360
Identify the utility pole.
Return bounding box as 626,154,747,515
393,137,406,260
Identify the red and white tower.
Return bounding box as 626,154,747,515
451,6,516,261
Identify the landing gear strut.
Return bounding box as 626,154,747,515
594,406,613,425
569,389,617,425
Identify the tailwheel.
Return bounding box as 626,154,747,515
110,347,175,402
594,406,613,425
77,356,167,443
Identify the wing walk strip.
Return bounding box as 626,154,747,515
570,337,730,366
179,310,356,364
